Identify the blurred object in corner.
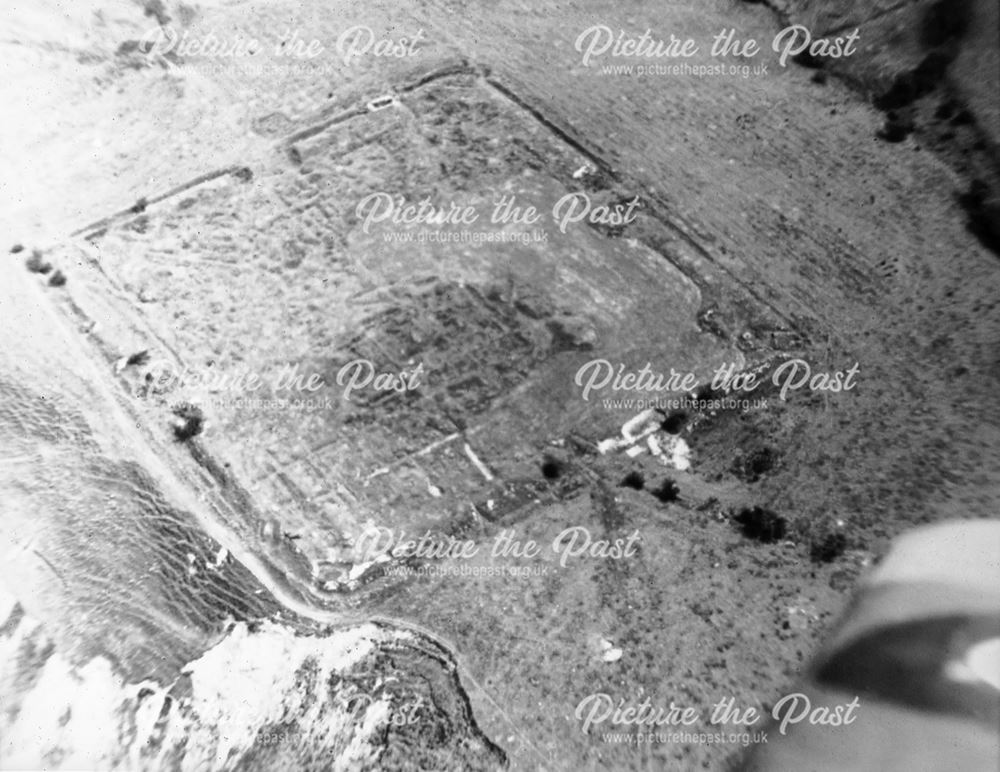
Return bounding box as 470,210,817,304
742,520,1000,772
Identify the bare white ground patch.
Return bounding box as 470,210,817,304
598,408,692,470
0,581,407,770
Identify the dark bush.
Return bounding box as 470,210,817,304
733,507,787,543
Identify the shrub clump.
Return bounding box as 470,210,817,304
733,506,787,543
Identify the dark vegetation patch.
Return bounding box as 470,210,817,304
652,479,680,503
919,0,971,48
172,403,204,441
874,0,970,114
142,0,170,26
732,446,778,483
694,383,719,402
934,99,956,121
25,250,52,274
877,111,915,143
957,179,1000,255
127,350,151,367
619,471,645,490
810,530,848,563
732,507,787,543
870,0,979,156
545,319,595,352
791,49,824,69
660,410,686,435
540,456,564,480
949,108,974,126
48,270,67,287
874,51,953,113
